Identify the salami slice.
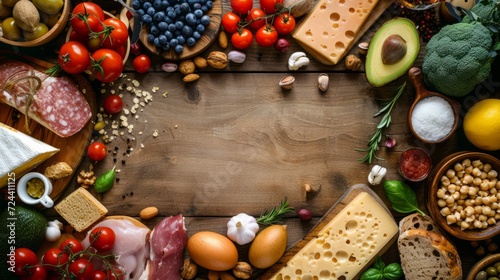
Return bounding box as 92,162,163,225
0,60,92,137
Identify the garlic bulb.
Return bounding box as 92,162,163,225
227,213,260,245
45,220,62,242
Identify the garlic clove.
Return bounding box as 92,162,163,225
45,220,63,242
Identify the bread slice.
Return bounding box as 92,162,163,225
398,229,462,280
399,213,445,235
55,187,108,232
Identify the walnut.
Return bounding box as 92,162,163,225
219,272,236,280
179,60,196,75
206,51,228,69
232,262,253,279
345,54,362,71
77,170,96,189
180,258,197,279
207,271,220,280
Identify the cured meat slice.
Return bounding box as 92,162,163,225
0,60,92,137
148,215,187,280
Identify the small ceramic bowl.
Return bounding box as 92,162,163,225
426,151,500,241
17,172,54,208
398,147,432,182
0,0,70,47
466,253,500,280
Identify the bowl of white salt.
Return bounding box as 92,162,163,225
407,67,461,144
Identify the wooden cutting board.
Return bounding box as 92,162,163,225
260,184,397,279
0,53,97,202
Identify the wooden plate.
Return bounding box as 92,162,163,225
134,0,222,60
260,184,397,278
0,53,97,202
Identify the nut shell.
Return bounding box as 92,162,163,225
207,51,228,69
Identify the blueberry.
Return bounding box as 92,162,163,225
193,9,203,18
180,3,190,14
196,24,205,33
200,5,208,12
186,37,196,47
169,38,179,46
158,34,168,45
168,23,177,32
200,15,210,26
153,37,161,47
150,25,160,36
182,25,193,37
199,0,207,4
153,0,163,9
175,21,184,30
192,31,201,40
153,11,166,23
143,2,152,9
164,30,174,39
176,35,186,45
137,8,145,16
162,43,171,51
147,7,156,16
147,33,156,43
164,16,173,24
142,14,153,26
132,0,141,9
167,10,176,19
158,21,169,31
174,44,184,53
161,0,170,9
185,13,197,26
205,0,213,8
188,0,198,6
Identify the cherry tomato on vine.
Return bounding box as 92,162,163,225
42,248,69,271
71,13,104,36
273,13,296,35
133,54,151,74
106,267,125,280
103,95,123,114
93,270,107,280
69,259,94,280
19,265,47,280
100,18,129,50
230,0,253,15
13,248,38,276
68,30,89,45
89,227,116,252
255,25,278,47
59,238,84,255
72,2,105,21
58,41,90,75
246,8,266,30
87,141,107,162
89,49,124,83
259,0,284,13
221,12,241,34
231,28,253,49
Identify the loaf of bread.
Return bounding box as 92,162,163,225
399,213,445,235
55,187,108,232
398,229,462,280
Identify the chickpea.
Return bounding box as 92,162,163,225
461,221,470,229
492,196,498,203
472,159,484,169
480,172,488,180
463,174,474,185
438,199,447,207
465,206,475,216
469,187,478,196
441,176,451,187
492,202,499,210
497,181,500,188
473,167,482,177
447,169,456,178
475,205,483,214
465,165,474,174
451,176,460,184
454,163,464,172
441,207,451,216
483,206,493,216
488,217,497,226
474,220,483,229
452,191,460,200
460,193,469,200
460,185,469,194
457,170,465,178
446,214,457,224
463,158,472,167
437,188,446,198
483,196,492,205
481,182,490,191
465,199,474,206
484,163,492,172
474,177,483,186
489,170,499,179
479,214,488,222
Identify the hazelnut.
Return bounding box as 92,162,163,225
207,51,228,69
180,258,197,279
232,262,253,279
381,34,407,65
179,60,196,75
345,54,362,71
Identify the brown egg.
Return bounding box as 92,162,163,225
248,225,288,269
187,231,238,271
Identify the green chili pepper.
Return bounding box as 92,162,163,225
383,180,426,216
94,166,116,193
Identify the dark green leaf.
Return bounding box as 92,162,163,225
373,257,385,271
383,180,426,216
360,268,383,280
382,263,404,280
95,167,116,193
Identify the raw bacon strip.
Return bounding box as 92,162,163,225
149,215,187,280
0,60,91,137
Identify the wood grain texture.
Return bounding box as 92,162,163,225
0,54,97,201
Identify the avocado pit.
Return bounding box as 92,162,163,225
382,34,407,65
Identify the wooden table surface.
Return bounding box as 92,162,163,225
3,0,500,278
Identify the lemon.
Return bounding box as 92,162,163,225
463,99,500,151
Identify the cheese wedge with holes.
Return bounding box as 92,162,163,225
0,123,59,187
270,192,398,280
292,0,381,65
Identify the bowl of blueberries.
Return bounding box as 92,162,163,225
131,0,222,60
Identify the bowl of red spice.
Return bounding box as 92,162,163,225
426,151,500,241
398,147,432,182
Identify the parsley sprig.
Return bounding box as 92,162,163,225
356,82,406,163
257,197,294,225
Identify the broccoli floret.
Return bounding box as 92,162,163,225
462,0,500,23
422,22,494,97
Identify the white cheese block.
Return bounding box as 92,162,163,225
270,192,398,280
292,0,381,65
0,123,59,187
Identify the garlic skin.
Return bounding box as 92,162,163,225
45,220,63,242
368,165,387,186
227,213,260,245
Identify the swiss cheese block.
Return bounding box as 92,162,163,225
0,123,59,188
292,0,381,65
270,192,398,280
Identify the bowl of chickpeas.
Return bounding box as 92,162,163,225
466,253,500,280
427,151,500,241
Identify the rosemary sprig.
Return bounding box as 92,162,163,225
356,82,406,163
257,197,294,225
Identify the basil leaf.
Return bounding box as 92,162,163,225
382,263,404,280
373,257,385,271
360,268,383,280
95,167,116,193
383,180,426,216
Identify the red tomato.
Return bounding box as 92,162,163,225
69,30,89,45
100,18,129,50
255,25,278,47
13,248,38,276
103,95,123,114
90,49,124,83
231,0,253,15
42,249,69,271
69,259,94,280
114,45,127,59
259,0,284,13
87,141,107,162
92,270,107,280
59,238,84,255
71,13,104,36
19,265,47,280
273,13,296,35
133,54,151,73
89,227,116,252
58,41,90,75
221,12,241,34
231,28,253,49
106,268,125,280
72,2,105,21
246,8,266,30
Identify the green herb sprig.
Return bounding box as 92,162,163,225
356,82,406,163
257,197,294,225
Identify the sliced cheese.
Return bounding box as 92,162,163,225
0,123,59,188
292,0,381,65
271,192,398,280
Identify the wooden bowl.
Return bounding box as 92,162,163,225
426,151,500,241
466,253,500,280
0,0,70,47
407,67,461,144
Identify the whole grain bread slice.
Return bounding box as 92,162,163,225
398,229,462,280
399,213,445,235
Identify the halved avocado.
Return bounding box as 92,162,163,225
365,18,420,87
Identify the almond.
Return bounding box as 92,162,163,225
183,73,200,82
139,206,158,220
